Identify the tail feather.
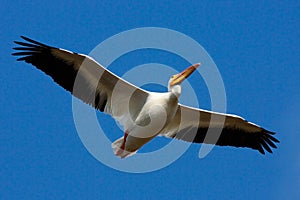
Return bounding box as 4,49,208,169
111,137,137,158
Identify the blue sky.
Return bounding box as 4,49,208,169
1,1,299,199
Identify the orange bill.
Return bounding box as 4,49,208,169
170,63,200,86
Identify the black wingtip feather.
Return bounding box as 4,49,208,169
262,134,277,148
266,130,276,135
12,52,34,56
14,41,40,48
20,36,48,47
256,129,279,154
13,47,38,51
266,133,280,143
13,36,52,62
257,144,265,155
260,139,273,153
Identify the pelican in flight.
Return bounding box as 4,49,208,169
12,36,279,158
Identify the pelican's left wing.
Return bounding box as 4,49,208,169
163,104,279,154
12,36,149,121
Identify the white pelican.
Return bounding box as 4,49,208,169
12,36,279,158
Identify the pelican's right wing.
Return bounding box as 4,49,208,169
12,36,149,120
163,104,279,154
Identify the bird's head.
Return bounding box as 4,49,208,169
168,63,200,96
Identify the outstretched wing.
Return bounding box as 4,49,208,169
163,104,279,154
12,36,149,122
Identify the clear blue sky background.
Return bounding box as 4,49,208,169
1,1,299,199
